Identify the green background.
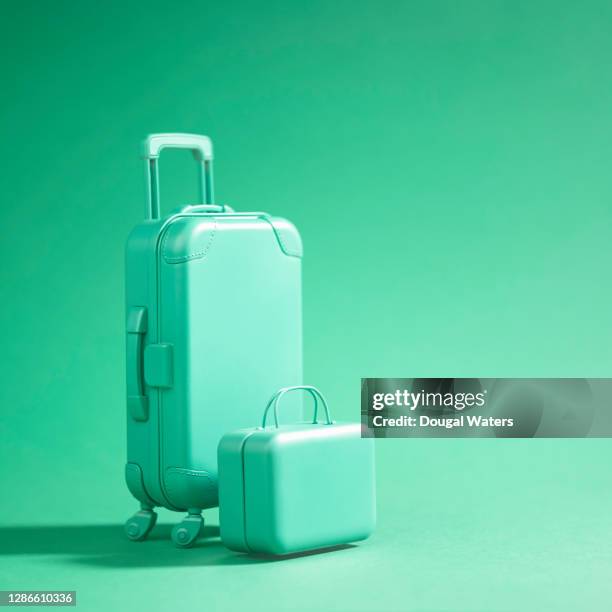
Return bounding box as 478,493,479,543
2,1,612,610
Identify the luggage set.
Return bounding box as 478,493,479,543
124,133,375,554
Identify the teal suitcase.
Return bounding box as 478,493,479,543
218,386,376,556
124,133,303,547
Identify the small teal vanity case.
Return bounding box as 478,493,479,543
218,386,376,555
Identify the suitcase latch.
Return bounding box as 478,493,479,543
144,344,174,388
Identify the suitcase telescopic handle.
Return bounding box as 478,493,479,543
261,385,334,429
142,133,215,220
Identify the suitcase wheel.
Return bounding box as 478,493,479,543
124,505,158,541
171,510,204,548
